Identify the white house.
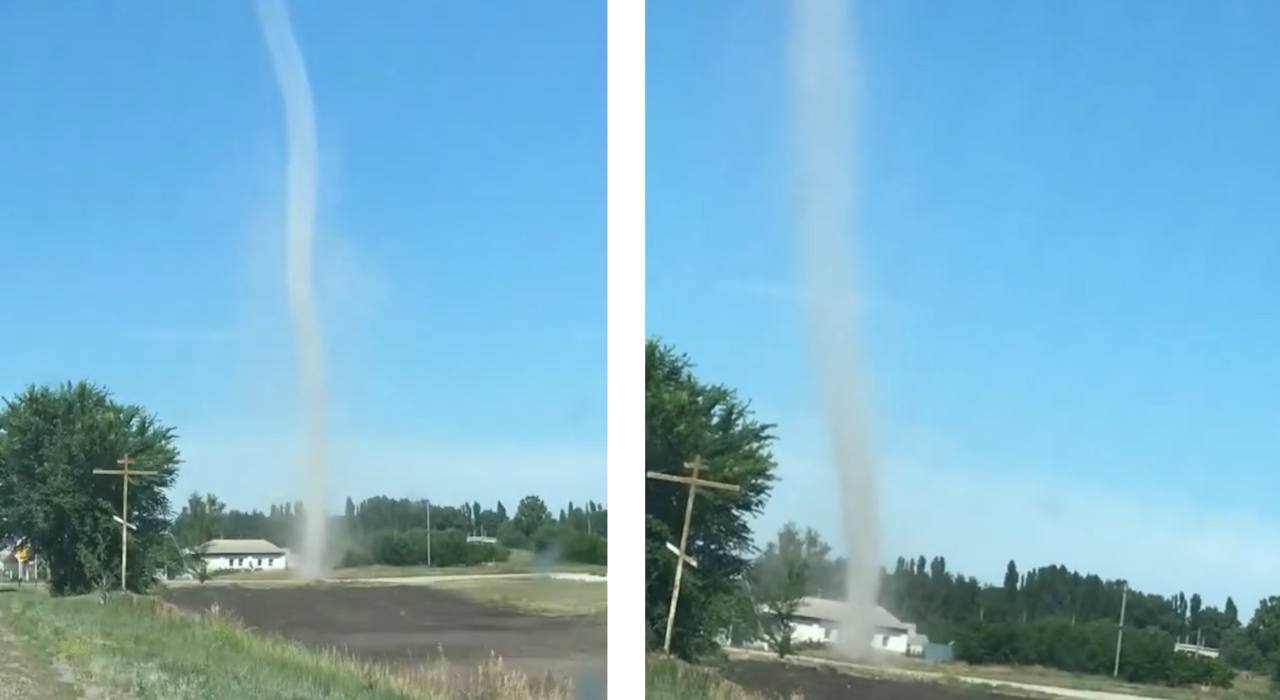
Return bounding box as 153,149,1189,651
199,539,287,572
752,597,929,656
1174,642,1220,659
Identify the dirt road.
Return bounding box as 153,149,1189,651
724,659,1019,700
726,650,1164,700
0,597,81,700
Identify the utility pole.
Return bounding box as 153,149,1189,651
425,500,432,567
646,455,741,655
93,454,159,591
1113,582,1128,678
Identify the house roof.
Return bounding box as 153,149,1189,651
793,597,913,631
200,539,284,555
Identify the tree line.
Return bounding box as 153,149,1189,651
874,554,1280,687
173,492,608,568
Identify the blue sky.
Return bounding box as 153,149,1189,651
1,3,604,513
649,1,1280,616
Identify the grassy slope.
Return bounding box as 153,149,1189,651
0,598,80,700
646,656,771,700
0,589,569,700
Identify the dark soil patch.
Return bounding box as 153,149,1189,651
723,660,1017,700
161,584,605,680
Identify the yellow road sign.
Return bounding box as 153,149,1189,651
15,546,29,563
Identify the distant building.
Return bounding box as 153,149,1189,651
749,597,930,657
0,539,40,582
466,536,498,545
199,539,287,572
1174,642,1220,659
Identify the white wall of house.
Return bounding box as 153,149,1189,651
871,631,910,654
204,553,287,572
792,619,837,645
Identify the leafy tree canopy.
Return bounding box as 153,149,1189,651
645,338,777,658
0,382,179,595
513,495,552,537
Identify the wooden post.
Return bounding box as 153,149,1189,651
93,455,159,591
646,455,741,655
1113,582,1128,678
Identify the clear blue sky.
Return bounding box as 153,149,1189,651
1,3,604,514
649,1,1280,616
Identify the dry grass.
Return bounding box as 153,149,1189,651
646,655,798,700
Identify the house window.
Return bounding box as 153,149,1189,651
257,558,263,567
881,635,890,647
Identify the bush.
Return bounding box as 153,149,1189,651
532,523,606,565
497,521,528,549
429,529,466,566
370,531,415,566
464,542,510,565
1222,627,1264,671
1168,653,1234,688
339,528,509,569
952,620,1231,688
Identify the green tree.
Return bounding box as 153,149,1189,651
1004,560,1019,603
1247,597,1280,665
0,382,179,595
173,492,225,547
753,523,827,657
1221,626,1263,671
645,339,777,659
513,495,551,537
1225,597,1239,627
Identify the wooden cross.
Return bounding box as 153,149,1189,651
646,455,740,654
93,454,159,591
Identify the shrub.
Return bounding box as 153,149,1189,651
532,523,606,565
1168,653,1234,688
952,620,1231,688
336,528,515,569
496,521,528,549
429,529,467,566
464,542,509,565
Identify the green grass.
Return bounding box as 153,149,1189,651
646,656,777,700
431,578,606,619
0,588,571,700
